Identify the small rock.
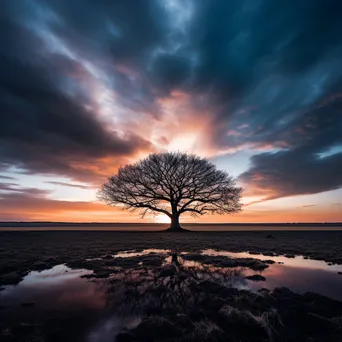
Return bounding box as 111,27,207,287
90,270,112,279
284,254,295,258
264,259,276,264
250,261,269,271
262,251,277,257
245,274,266,282
133,249,144,253
278,262,284,264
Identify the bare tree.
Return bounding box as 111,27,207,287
98,152,242,231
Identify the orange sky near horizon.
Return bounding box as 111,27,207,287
1,1,342,224
1,195,341,223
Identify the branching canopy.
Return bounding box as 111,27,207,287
98,152,242,229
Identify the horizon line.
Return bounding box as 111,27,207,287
1,221,342,226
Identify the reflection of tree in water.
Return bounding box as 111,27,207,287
98,252,342,342
103,253,243,316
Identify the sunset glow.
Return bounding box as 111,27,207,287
154,215,171,224
1,0,341,223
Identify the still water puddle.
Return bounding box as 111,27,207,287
202,249,342,272
114,249,171,258
244,262,342,300
1,250,342,341
201,249,342,300
0,265,137,341
111,248,342,299
1,265,98,310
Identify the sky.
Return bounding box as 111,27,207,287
0,0,341,223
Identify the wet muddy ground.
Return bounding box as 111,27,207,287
1,231,342,341
1,230,342,286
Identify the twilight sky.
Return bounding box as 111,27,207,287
1,0,341,223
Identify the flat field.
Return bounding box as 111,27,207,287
1,229,342,285
1,229,342,342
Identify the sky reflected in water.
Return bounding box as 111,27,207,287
1,250,342,341
202,249,342,272
201,249,342,300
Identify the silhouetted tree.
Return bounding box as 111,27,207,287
98,152,242,231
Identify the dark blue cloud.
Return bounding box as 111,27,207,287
0,0,342,199
239,149,342,200
0,1,153,180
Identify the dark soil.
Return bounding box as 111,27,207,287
100,261,342,342
1,231,342,342
245,274,266,281
182,253,269,270
1,230,342,286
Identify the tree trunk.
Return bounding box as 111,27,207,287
168,214,185,232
